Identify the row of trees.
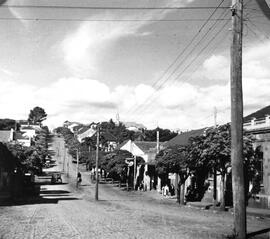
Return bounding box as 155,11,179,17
156,124,261,210
55,120,178,169
1,107,50,175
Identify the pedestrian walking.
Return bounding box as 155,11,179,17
76,172,82,188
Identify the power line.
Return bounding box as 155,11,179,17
129,19,230,123
126,3,230,117
124,0,228,116
1,5,230,10
0,17,230,22
246,18,270,39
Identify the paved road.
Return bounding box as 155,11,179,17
0,136,269,239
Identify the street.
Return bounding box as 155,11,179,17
0,136,269,239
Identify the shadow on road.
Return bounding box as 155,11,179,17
247,228,270,238
0,188,80,206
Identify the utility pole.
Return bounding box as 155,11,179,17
231,0,246,238
133,156,136,190
213,107,217,208
76,148,79,187
67,151,69,177
95,125,100,201
214,106,217,127
62,142,66,172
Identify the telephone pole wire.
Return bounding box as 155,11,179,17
230,0,246,238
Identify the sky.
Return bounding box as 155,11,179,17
0,0,269,131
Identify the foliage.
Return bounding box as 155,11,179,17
0,142,19,170
100,149,143,181
144,128,178,142
0,118,18,130
6,143,45,174
28,106,47,124
156,145,189,181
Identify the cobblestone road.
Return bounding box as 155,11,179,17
0,137,269,239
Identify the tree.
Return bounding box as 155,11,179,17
191,124,256,211
100,149,144,187
0,118,18,130
28,106,47,125
144,128,177,142
6,143,45,175
156,145,189,205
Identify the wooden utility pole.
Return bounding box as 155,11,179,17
62,143,66,172
213,107,217,208
95,125,100,201
76,148,79,187
231,0,246,238
133,156,137,190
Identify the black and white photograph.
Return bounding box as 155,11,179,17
0,0,270,238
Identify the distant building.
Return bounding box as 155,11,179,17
243,105,270,208
63,121,82,133
164,128,207,147
120,140,163,191
0,129,31,147
76,125,96,143
123,122,146,132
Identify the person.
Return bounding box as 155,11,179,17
164,184,169,197
77,172,82,187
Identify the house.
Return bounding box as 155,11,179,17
0,130,13,143
164,128,207,147
243,105,270,208
120,140,163,190
163,128,211,198
20,125,36,139
99,131,118,152
0,129,31,147
14,132,31,147
63,121,82,133
19,121,41,131
76,125,96,143
123,122,146,132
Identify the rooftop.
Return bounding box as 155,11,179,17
244,105,270,122
134,141,157,152
164,128,206,147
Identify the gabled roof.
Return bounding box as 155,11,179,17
244,105,270,122
77,125,91,134
134,141,157,153
21,126,35,130
0,130,11,142
164,128,206,147
100,131,117,142
14,132,29,140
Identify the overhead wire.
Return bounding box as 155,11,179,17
0,5,230,10
127,0,260,125
129,18,231,124
125,4,230,119
124,0,228,117
0,17,230,22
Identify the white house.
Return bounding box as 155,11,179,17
120,140,161,190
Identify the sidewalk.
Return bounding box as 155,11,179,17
124,188,270,219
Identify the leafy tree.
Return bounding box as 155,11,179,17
28,106,47,125
156,145,189,204
100,150,143,186
6,143,45,174
190,124,256,210
0,118,18,130
144,128,178,142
